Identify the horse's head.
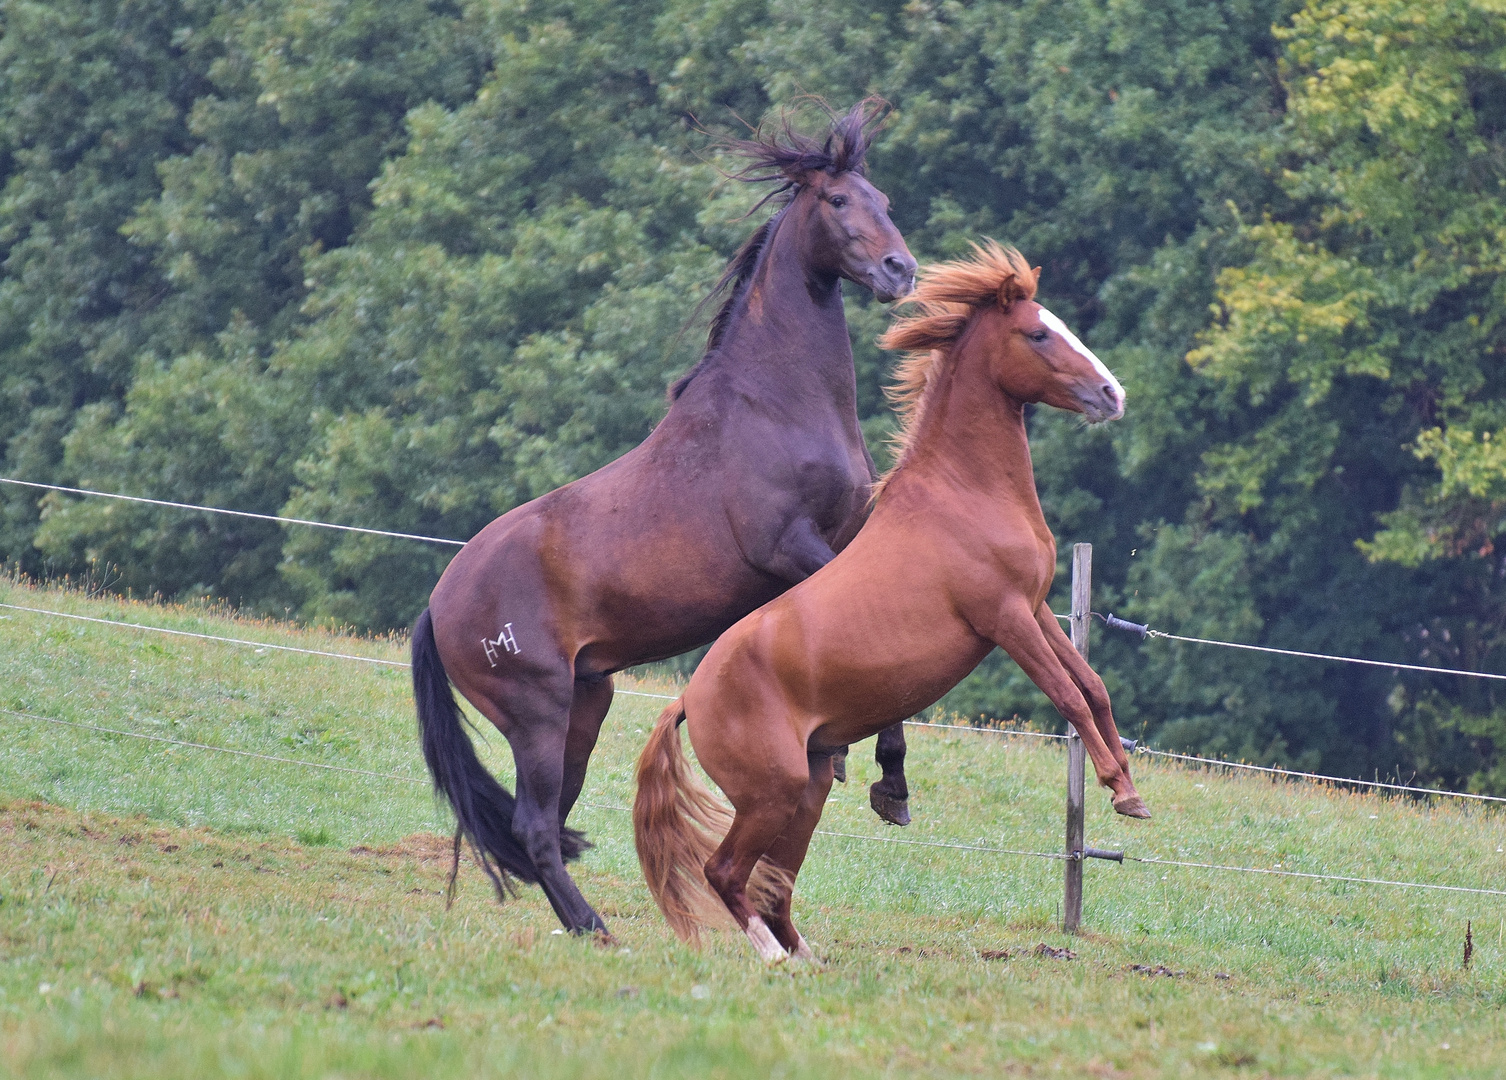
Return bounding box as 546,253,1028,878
723,98,916,304
879,242,1126,444
986,294,1125,424
795,169,916,303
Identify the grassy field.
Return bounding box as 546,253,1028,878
2,576,1505,1078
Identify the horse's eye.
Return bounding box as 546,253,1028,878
829,195,848,208
1030,329,1049,343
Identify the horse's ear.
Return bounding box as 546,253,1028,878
1031,265,1042,286
997,274,1031,310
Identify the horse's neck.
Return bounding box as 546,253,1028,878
897,352,1043,515
714,211,855,398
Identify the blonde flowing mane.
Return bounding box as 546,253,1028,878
873,241,1038,497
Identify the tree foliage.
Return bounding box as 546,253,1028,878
4,0,1504,789
1188,0,1506,789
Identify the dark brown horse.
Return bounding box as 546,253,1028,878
633,242,1149,961
412,102,918,936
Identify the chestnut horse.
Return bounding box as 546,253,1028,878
633,242,1150,961
412,102,918,936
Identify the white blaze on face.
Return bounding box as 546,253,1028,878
1038,307,1125,407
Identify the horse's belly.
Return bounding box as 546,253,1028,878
757,583,991,743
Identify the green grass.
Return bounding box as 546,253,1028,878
3,576,1506,1078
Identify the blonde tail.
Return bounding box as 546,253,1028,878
632,698,790,944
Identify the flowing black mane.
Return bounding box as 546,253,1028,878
669,98,886,401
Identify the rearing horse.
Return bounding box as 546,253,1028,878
412,103,918,936
633,242,1149,961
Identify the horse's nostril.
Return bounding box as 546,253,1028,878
1102,385,1118,401
883,254,914,277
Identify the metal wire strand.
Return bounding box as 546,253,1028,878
572,802,1066,860
1145,628,1506,682
1136,747,1506,805
1128,854,1506,898
9,474,1499,680
7,707,1502,898
0,603,410,667
0,477,466,546
0,602,680,702
6,601,1502,803
3,709,1067,862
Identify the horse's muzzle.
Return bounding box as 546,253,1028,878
1079,383,1126,424
870,252,918,303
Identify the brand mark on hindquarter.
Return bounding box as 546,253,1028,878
482,622,520,667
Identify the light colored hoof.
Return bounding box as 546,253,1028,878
745,916,789,964
792,933,815,962
1114,794,1151,819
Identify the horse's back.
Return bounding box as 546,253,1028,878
427,425,784,676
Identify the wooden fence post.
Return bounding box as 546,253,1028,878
1063,543,1091,933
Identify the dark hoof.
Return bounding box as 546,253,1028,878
592,929,619,949
1113,795,1151,820
832,749,848,784
870,785,911,826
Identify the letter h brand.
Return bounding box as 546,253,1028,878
481,622,520,667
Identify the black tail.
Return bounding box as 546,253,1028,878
411,608,589,901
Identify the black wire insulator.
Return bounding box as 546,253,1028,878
1103,613,1149,639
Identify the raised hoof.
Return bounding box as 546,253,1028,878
1113,794,1151,819
832,750,848,784
870,786,911,827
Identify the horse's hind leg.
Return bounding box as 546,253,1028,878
559,673,613,824
699,749,809,963
869,722,910,826
756,750,836,960
505,677,611,935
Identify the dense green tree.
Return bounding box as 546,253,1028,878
0,0,218,572
272,0,738,625
1184,0,1506,787
10,0,487,603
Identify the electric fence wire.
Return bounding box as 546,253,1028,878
1132,746,1506,805
0,602,673,701
1123,854,1506,899
5,601,1503,800
8,475,1502,682
1054,609,1506,683
7,705,1503,898
1144,628,1506,683
0,477,466,546
1,707,1064,863
0,707,427,785
8,487,1506,899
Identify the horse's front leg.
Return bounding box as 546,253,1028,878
1032,605,1135,778
988,601,1148,818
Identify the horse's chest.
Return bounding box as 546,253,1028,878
987,527,1056,595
